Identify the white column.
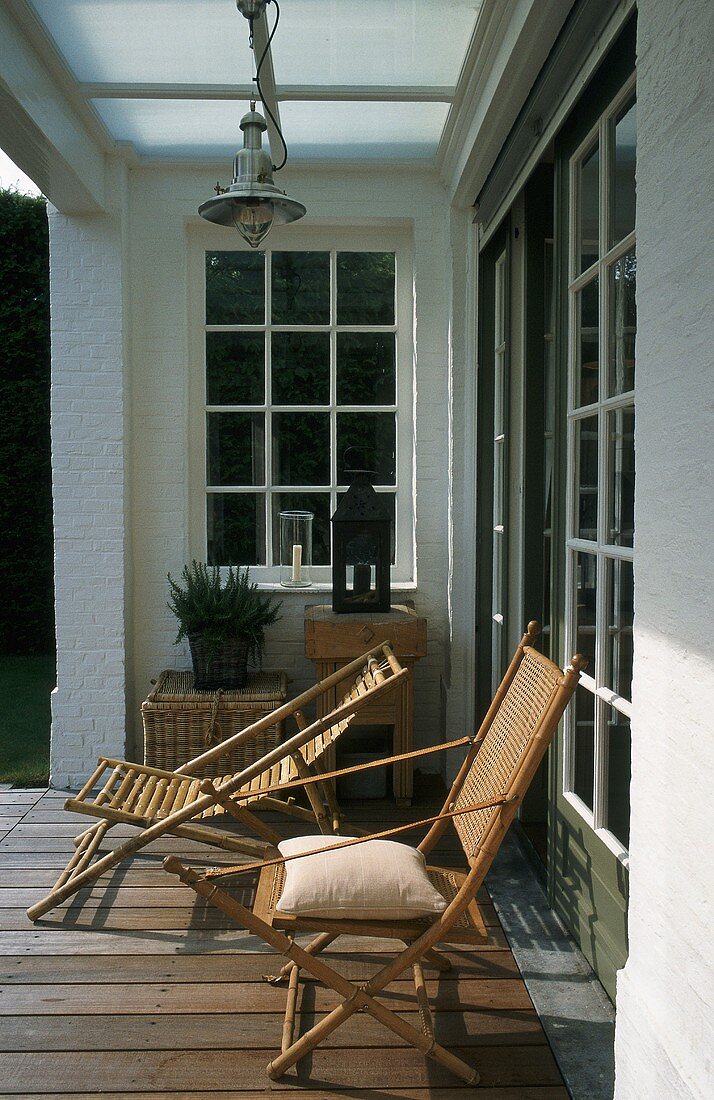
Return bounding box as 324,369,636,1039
49,162,130,789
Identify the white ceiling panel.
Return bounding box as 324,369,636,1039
270,1,483,87
280,100,450,159
91,97,449,160
29,0,255,84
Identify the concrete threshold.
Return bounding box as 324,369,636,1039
487,829,616,1100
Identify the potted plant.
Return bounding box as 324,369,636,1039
167,561,282,690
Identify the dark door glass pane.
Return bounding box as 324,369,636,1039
272,332,330,405
271,252,330,324
337,253,395,325
337,412,396,485
579,142,599,273
606,708,631,847
608,251,636,395
607,557,634,701
575,415,598,540
607,406,635,547
207,493,265,566
337,333,396,405
612,98,637,246
207,412,265,485
574,551,597,670
271,493,331,565
573,685,595,810
206,332,264,404
205,251,264,325
576,277,599,406
272,412,330,485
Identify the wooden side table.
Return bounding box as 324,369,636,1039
304,604,427,805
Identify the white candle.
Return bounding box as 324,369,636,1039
291,543,302,584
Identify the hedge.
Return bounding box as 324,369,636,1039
0,189,54,655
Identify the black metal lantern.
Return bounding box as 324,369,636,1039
331,472,392,614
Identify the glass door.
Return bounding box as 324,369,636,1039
551,34,636,998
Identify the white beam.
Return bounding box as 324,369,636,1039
438,0,574,206
81,83,455,104
0,2,106,213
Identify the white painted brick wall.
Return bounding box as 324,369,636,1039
49,161,130,788
614,2,714,1097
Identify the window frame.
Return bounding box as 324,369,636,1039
187,223,415,586
562,75,636,864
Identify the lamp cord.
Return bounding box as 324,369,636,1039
249,0,288,173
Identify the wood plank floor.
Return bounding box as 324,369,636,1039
0,789,568,1098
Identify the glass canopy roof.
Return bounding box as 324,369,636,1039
28,0,483,162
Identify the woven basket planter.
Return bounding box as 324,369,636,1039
187,632,249,690
142,669,289,778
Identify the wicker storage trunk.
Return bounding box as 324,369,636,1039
142,669,288,778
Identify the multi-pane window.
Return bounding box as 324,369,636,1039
202,247,407,579
564,82,636,854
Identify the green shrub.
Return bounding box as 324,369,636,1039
0,189,53,655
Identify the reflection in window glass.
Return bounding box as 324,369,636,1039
575,416,598,540
607,557,634,701
271,252,330,324
607,406,635,547
272,412,330,486
207,493,266,566
579,142,599,273
606,708,631,847
207,412,265,486
205,251,264,325
337,252,395,324
272,332,330,405
573,685,595,810
337,333,396,405
337,412,396,484
608,251,636,396
577,278,599,407
206,332,264,405
271,493,330,565
612,98,637,246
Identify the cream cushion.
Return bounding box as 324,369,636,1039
275,834,448,920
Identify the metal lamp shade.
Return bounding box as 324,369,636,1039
198,108,306,248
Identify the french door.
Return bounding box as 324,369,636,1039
551,32,636,998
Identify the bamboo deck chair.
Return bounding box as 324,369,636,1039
165,623,586,1087
27,643,408,922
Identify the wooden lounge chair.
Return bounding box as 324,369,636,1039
27,643,408,921
165,623,586,1087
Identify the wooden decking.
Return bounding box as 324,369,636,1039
0,787,568,1098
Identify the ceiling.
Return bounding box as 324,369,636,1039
25,0,485,163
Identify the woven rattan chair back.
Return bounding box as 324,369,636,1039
451,645,563,863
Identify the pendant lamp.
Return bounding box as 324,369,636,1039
199,0,305,249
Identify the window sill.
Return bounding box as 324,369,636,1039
256,581,418,593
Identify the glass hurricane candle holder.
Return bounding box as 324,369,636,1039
279,510,313,588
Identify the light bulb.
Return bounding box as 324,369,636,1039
232,198,275,248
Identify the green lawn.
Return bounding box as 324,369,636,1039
0,654,54,787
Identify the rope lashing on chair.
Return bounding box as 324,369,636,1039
201,792,515,881
208,735,474,803
205,689,224,746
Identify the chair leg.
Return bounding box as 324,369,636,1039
266,932,338,984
